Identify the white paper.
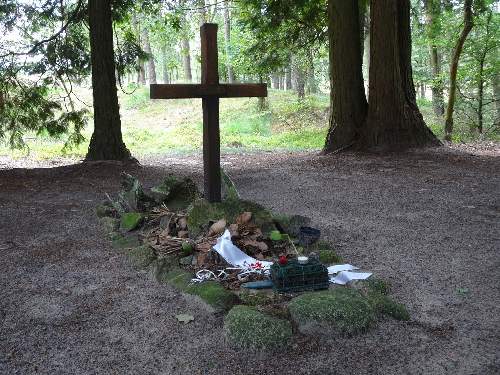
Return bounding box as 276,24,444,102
330,271,372,285
212,230,273,270
327,264,359,274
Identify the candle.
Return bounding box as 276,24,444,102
297,256,309,265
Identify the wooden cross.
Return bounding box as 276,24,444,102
150,23,267,202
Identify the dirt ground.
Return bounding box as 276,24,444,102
0,146,499,375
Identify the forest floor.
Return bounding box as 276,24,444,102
0,145,499,375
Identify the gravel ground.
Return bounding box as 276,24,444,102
0,146,499,375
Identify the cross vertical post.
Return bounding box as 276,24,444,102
201,24,221,203
149,23,267,203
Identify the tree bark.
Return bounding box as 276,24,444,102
161,42,169,83
424,0,445,117
285,62,292,90
141,26,157,84
444,0,473,141
362,6,370,95
223,0,234,83
323,0,367,153
181,38,192,82
493,74,500,129
360,0,440,151
86,0,131,161
291,56,305,99
307,49,318,94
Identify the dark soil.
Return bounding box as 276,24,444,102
1,146,499,375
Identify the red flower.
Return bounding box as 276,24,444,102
278,256,288,265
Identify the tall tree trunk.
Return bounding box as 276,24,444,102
272,74,280,89
444,0,473,141
86,0,130,161
307,50,318,94
161,43,169,83
362,6,370,95
360,0,440,151
291,56,305,99
257,75,268,111
493,74,500,129
131,13,146,85
285,62,292,90
323,0,367,153
181,38,192,82
223,0,234,83
424,0,444,117
141,26,157,84
476,54,486,134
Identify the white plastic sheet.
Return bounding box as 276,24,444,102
327,264,372,285
212,229,273,270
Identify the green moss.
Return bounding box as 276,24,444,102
288,288,375,336
164,268,193,291
239,291,274,307
187,198,275,237
126,245,156,268
318,250,343,264
372,297,410,321
152,256,178,283
161,269,238,310
187,281,239,311
120,212,143,231
96,204,115,218
365,278,390,295
111,233,141,249
224,305,292,349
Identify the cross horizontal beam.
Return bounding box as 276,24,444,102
150,83,267,100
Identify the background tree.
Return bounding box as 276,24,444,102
86,0,131,160
323,0,367,152
360,0,440,150
444,0,474,141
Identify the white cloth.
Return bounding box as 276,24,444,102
330,271,372,285
212,230,273,270
327,264,372,285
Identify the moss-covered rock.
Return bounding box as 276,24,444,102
187,282,239,311
356,278,410,321
96,204,115,218
152,256,178,283
239,290,275,307
288,288,375,337
148,176,201,211
163,268,193,291
224,305,292,349
120,212,143,231
187,198,275,238
371,296,410,321
160,268,238,310
318,249,343,264
126,245,156,268
111,233,141,249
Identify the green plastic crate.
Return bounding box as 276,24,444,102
271,259,330,293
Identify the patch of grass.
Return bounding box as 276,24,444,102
224,305,293,349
